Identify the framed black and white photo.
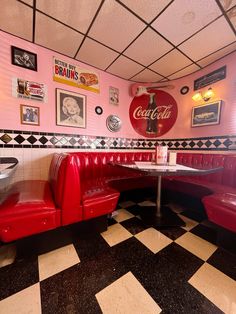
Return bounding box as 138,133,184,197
56,89,86,128
109,86,119,105
191,101,222,127
11,46,37,71
20,104,40,126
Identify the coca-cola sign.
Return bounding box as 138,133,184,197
129,90,178,137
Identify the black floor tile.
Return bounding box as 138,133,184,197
190,223,218,245
207,247,236,281
181,209,207,222
159,226,186,240
107,217,117,226
124,204,142,216
0,256,39,301
120,217,147,235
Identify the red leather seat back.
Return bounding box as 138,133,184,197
222,155,236,188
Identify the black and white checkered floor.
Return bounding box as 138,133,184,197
0,192,236,314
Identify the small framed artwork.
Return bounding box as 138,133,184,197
109,86,119,105
20,104,40,126
11,46,37,71
191,101,222,127
56,88,86,128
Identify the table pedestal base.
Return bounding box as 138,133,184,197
139,206,185,228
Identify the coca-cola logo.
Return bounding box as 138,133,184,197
129,90,178,137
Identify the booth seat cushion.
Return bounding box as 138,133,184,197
0,180,60,242
202,193,236,233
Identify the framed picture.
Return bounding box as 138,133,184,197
20,104,40,126
56,88,86,128
191,101,222,127
11,46,37,71
109,86,119,105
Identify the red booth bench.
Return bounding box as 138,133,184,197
0,151,236,243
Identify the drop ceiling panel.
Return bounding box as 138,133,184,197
124,28,173,66
168,63,201,80
227,6,236,31
0,0,33,41
149,49,192,76
131,69,164,82
76,38,119,70
197,42,236,67
35,12,84,57
36,0,102,34
21,0,33,5
88,0,146,52
219,0,236,11
151,0,222,45
119,0,172,23
179,17,236,61
107,56,144,79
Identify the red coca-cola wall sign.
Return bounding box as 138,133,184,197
129,90,178,138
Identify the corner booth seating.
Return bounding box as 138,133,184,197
0,151,236,243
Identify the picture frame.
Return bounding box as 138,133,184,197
191,101,222,127
20,104,40,126
109,86,119,105
56,88,86,128
11,46,37,71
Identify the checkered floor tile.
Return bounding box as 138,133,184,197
0,193,236,314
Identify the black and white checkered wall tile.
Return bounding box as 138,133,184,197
0,129,236,151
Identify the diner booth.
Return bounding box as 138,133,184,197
0,1,236,313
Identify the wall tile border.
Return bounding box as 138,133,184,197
0,129,236,151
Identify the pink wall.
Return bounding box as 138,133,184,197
0,30,236,139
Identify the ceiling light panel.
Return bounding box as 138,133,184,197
168,63,201,80
36,0,102,34
179,17,236,61
197,42,236,67
131,69,164,82
152,0,222,45
88,0,146,52
76,38,119,70
35,12,84,57
106,55,144,79
119,0,172,23
0,0,33,41
124,28,173,66
219,0,236,11
149,49,192,76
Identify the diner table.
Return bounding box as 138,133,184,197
0,157,18,180
113,161,222,228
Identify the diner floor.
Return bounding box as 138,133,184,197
0,191,236,314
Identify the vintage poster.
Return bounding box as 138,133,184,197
12,78,47,102
53,57,100,93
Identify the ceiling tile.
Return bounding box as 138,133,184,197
21,0,33,5
227,6,236,30
168,64,201,80
106,56,144,79
76,38,119,70
119,0,172,23
35,12,84,57
219,0,236,11
131,69,164,82
124,28,173,66
149,49,192,76
179,17,236,61
88,0,146,52
0,0,32,41
152,0,222,45
36,0,101,34
197,42,236,67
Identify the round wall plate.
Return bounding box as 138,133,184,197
106,115,122,132
180,86,189,95
95,106,103,115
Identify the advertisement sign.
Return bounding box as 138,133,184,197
53,57,99,93
12,78,47,102
129,90,178,138
194,66,226,90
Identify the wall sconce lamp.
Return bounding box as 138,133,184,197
192,87,214,102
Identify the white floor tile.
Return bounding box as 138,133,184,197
178,214,199,231
101,224,132,247
0,244,16,268
175,232,217,261
0,283,41,314
189,263,236,314
114,208,134,222
96,272,162,314
138,200,156,207
38,244,80,281
135,227,172,253
119,201,136,208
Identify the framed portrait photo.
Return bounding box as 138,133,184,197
191,101,222,127
11,46,37,71
109,86,119,105
20,104,40,126
56,89,86,128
